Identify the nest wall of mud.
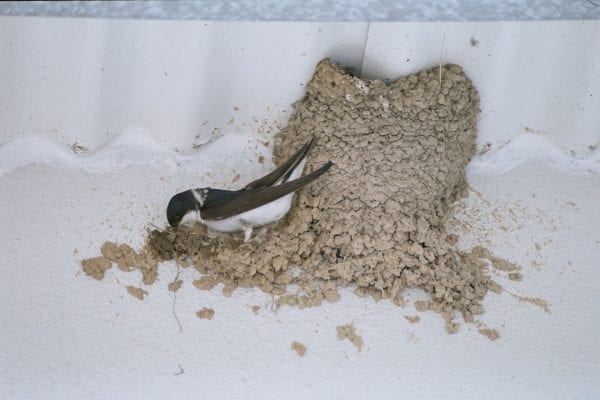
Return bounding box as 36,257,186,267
84,59,504,333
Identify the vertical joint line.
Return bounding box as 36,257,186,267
358,21,372,78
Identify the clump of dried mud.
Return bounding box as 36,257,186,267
291,341,307,357
83,59,508,333
336,324,363,352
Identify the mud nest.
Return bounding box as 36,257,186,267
85,59,505,333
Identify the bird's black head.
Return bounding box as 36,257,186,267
166,190,199,227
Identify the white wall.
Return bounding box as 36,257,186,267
0,17,368,149
362,21,600,152
1,17,598,153
2,17,600,400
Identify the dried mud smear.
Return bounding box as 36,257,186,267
126,286,148,300
291,341,307,357
168,279,183,292
336,324,363,352
84,59,505,331
196,307,215,320
478,328,500,341
404,315,420,324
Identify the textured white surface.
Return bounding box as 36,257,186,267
362,21,600,152
1,17,600,400
2,0,599,21
0,17,368,149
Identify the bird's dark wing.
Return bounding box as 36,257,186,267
243,136,315,190
199,188,244,216
202,161,332,221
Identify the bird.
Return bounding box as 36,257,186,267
166,138,332,242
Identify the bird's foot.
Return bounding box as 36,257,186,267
241,220,254,243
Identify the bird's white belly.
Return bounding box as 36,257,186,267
202,192,294,233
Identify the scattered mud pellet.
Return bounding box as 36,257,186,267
404,315,420,324
126,286,148,300
81,257,112,280
197,307,215,320
478,328,500,341
446,322,460,334
193,277,218,290
322,282,340,303
414,301,430,312
83,241,158,283
535,242,541,251
168,279,183,292
487,280,503,293
470,246,520,272
508,272,523,281
251,305,261,314
291,341,306,357
222,284,236,297
510,294,550,314
336,324,363,352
